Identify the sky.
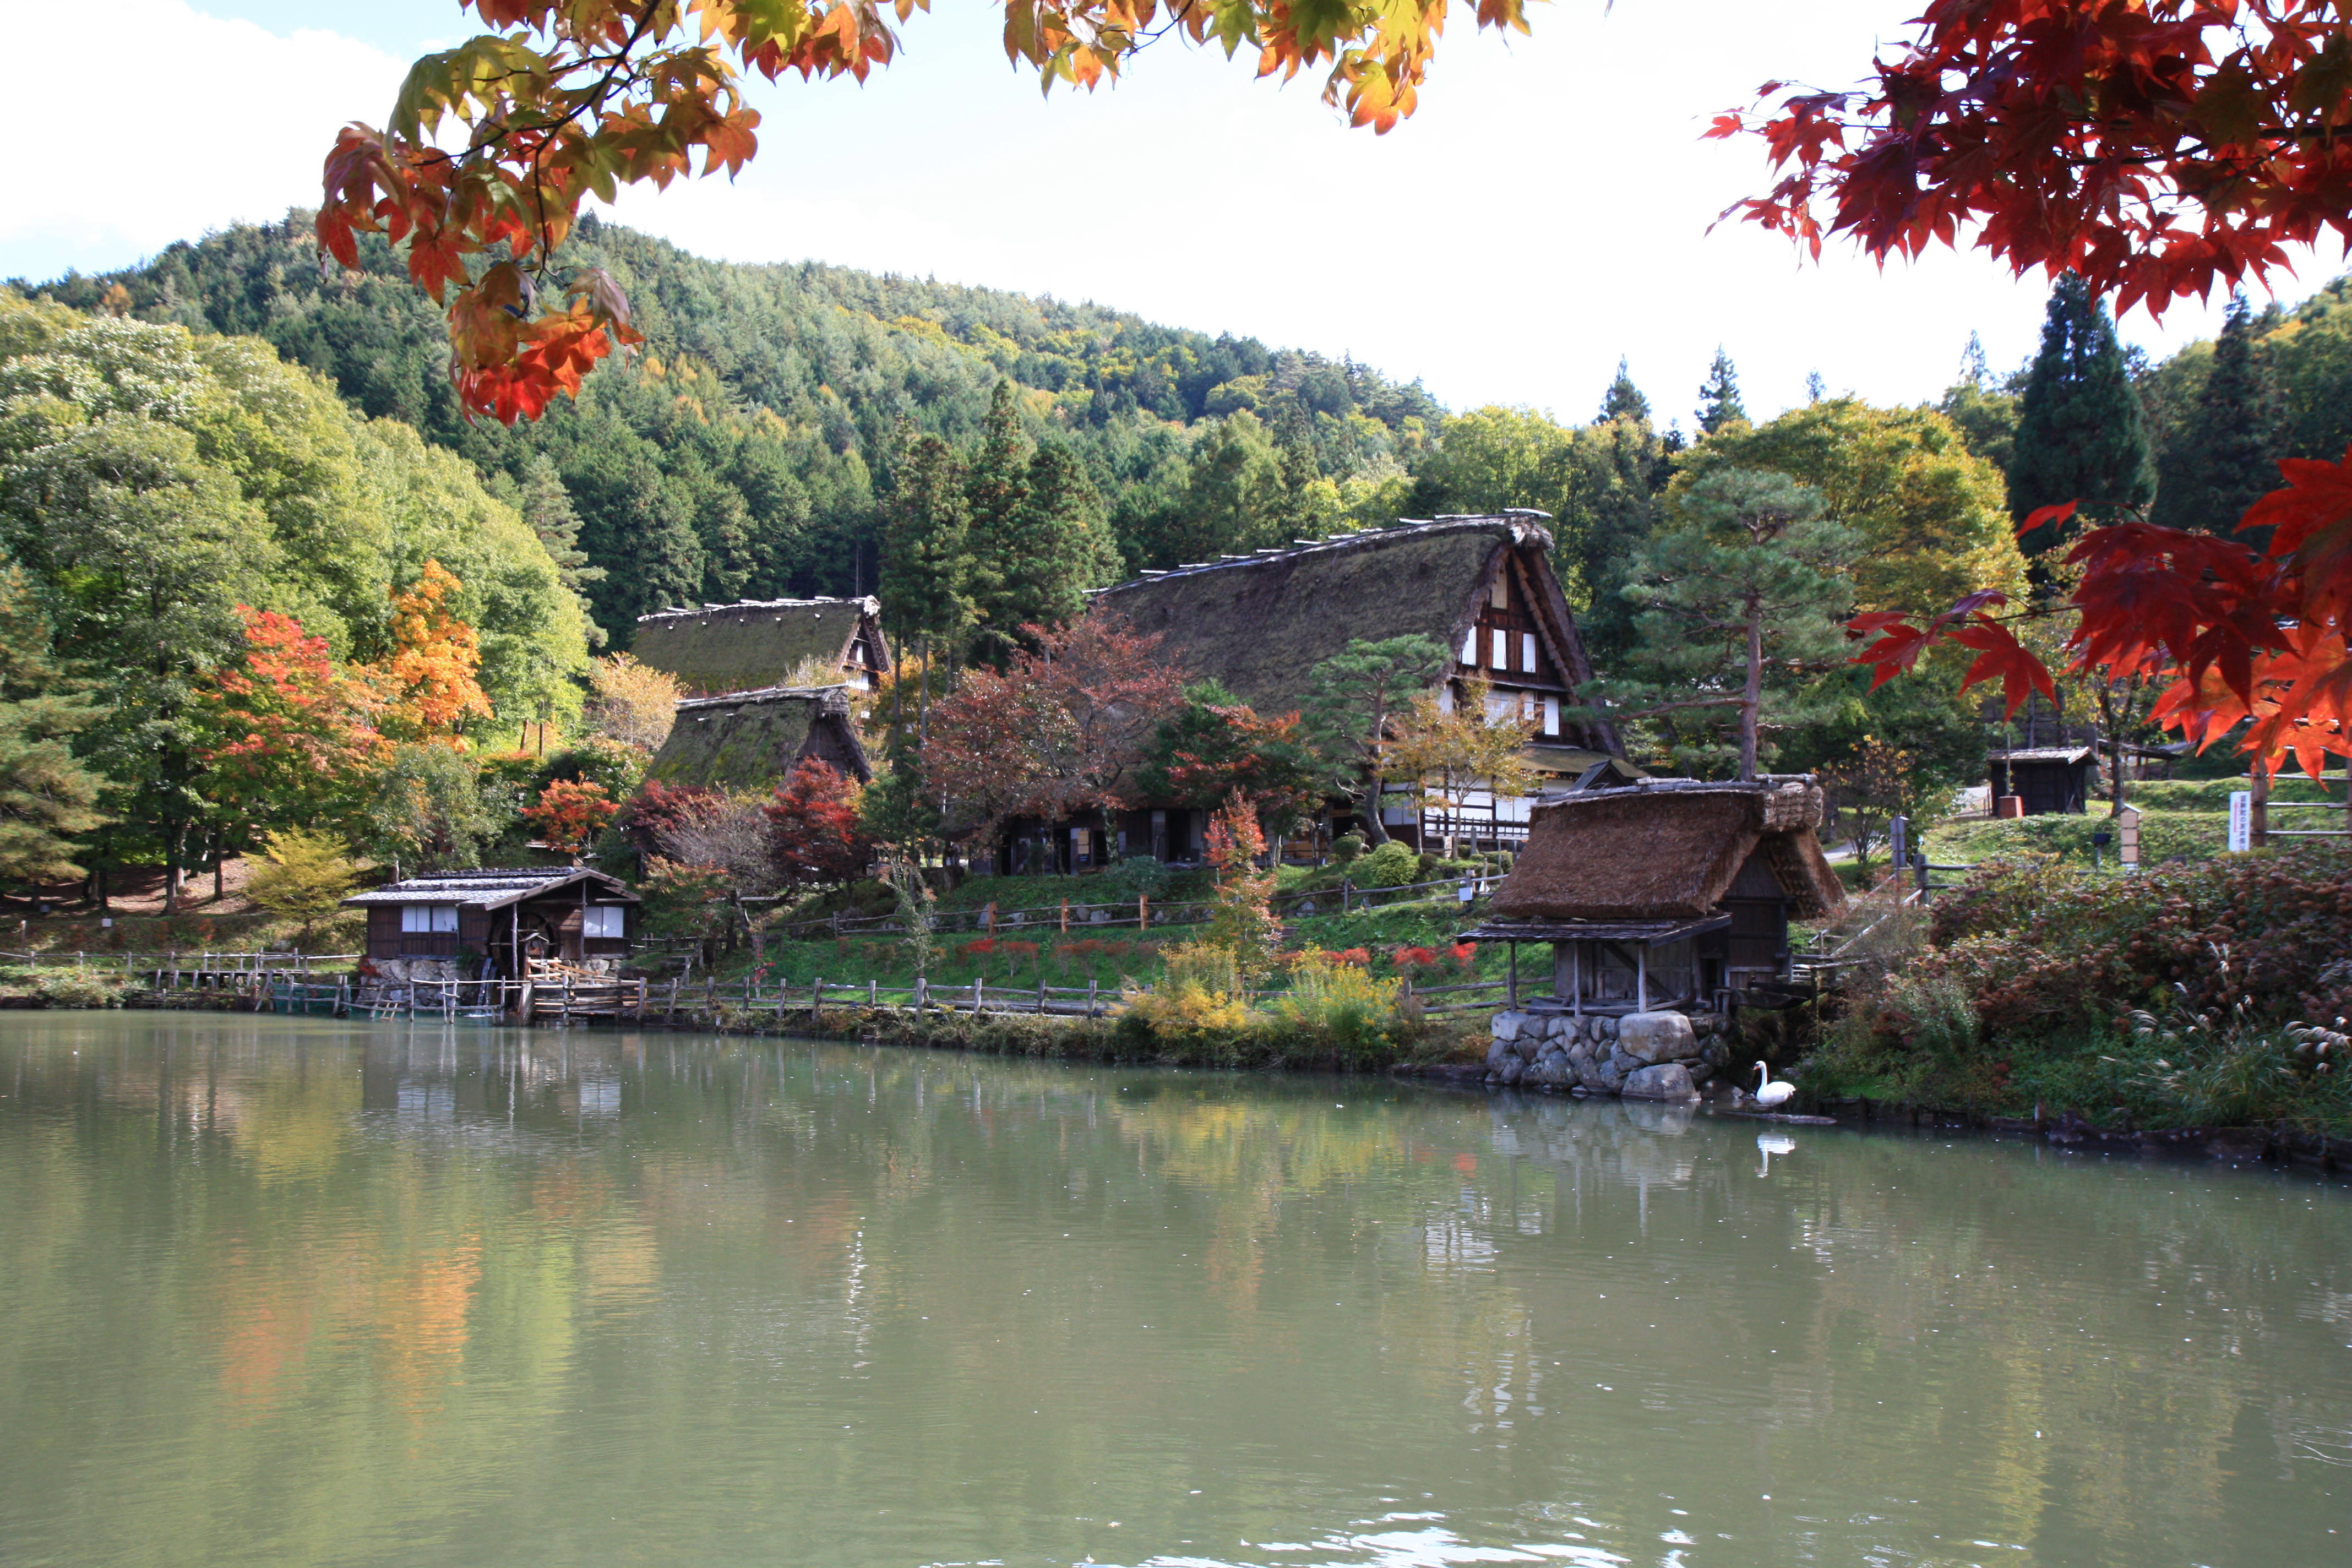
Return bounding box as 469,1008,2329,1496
7,0,2348,427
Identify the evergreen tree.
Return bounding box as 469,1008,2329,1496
1805,370,1826,404
974,443,1121,661
513,454,608,646
2151,292,2279,538
1599,357,1651,425
1602,469,1856,780
1958,330,1991,389
1696,347,1747,434
963,378,1033,662
877,422,973,737
2007,272,2156,552
0,563,107,884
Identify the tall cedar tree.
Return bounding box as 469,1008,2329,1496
1606,469,1857,780
1696,348,1747,434
877,423,973,739
975,440,1120,664
1599,358,1652,424
514,454,608,646
962,380,1033,667
2150,293,2278,542
0,563,107,883
2007,273,2155,553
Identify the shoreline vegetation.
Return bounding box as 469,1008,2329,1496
21,839,2352,1170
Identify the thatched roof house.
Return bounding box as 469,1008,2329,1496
1068,514,1621,864
1092,513,1614,754
1466,778,1844,1012
634,596,889,697
644,685,872,794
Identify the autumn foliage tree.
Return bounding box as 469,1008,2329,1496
922,609,1182,834
763,758,868,888
325,0,1537,422
522,777,618,860
202,607,388,836
1202,788,1280,976
377,561,494,744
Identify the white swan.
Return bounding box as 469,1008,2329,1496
1751,1062,1796,1109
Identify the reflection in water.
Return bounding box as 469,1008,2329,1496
1,1012,2347,1568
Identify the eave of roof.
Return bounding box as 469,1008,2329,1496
1456,914,1733,946
342,867,639,911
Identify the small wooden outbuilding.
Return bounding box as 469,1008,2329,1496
1460,777,1844,1014
1988,746,2096,816
342,867,641,978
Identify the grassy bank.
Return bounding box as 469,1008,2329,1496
1925,775,2346,869
1800,845,2352,1135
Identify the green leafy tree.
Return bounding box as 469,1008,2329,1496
857,737,945,860
2007,271,2156,552
1672,397,2026,614
1300,634,1450,846
1382,677,1538,859
1696,347,1747,435
509,452,607,644
1602,469,1857,780
963,380,1034,666
2151,292,2278,539
1157,409,1288,567
243,827,361,945
361,742,507,874
0,562,107,884
1937,335,2021,475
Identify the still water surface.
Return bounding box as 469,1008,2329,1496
2,1012,2348,1568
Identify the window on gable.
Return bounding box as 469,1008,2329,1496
1522,631,1538,672
1489,575,1509,610
1461,629,1478,665
1491,628,1508,669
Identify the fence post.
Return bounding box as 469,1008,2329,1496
1060,899,1069,934
1913,851,1930,901
665,977,680,1022
972,977,983,1015
813,976,824,1020
986,901,997,939
1088,977,1098,1017
1341,878,1351,913
1138,895,1148,931
1888,815,1907,874
916,976,928,1011
1037,974,1047,1014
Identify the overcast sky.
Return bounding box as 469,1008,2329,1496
8,0,2346,427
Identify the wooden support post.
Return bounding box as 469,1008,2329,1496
1037,974,1047,1014
1636,945,1648,1013
1506,944,1517,1009
869,978,878,1007
813,976,824,1019
1571,943,1582,1018
777,977,788,1019
916,976,928,1011
665,977,679,1022
972,977,983,1015
1088,977,1098,1017
561,976,573,1026
1138,895,1148,930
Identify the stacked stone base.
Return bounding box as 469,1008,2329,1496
1485,1009,1728,1101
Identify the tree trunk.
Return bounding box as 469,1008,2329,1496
1739,592,1763,781
213,829,226,902
2251,756,2270,848
163,824,181,916
2097,682,2127,815
917,636,930,746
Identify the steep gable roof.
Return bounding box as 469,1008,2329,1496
1490,778,1846,922
1091,514,1613,750
633,597,886,698
643,685,872,793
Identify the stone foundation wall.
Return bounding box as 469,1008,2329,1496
1485,1009,1728,1100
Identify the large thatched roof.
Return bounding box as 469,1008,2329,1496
644,686,872,793
634,597,886,698
1091,515,1613,750
1490,778,1845,921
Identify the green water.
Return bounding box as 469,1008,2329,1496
1,1014,2346,1568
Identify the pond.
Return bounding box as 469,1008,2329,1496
1,1012,2346,1568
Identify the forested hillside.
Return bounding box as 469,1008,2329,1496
37,216,1446,647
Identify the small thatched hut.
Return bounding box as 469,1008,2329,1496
633,597,890,697
1085,513,1621,859
644,685,871,794
1462,777,1844,1014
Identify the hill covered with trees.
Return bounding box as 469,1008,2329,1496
33,216,1447,647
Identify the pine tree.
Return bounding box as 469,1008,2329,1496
1805,370,1826,404
977,443,1121,658
0,563,108,883
2007,272,2156,552
1958,331,1991,390
1696,347,1747,434
519,454,605,600
2151,292,2279,538
1599,357,1651,425
963,379,1033,662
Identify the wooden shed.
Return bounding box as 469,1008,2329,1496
1988,746,2096,815
1459,777,1844,1014
342,868,641,978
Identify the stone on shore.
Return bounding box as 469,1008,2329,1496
1619,1010,1698,1065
